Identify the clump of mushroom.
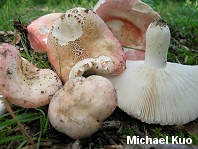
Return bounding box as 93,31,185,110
48,75,117,139
104,18,198,125
27,13,63,52
93,0,160,60
47,7,122,139
0,43,62,108
47,7,126,83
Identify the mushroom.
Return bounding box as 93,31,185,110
104,18,198,125
27,13,63,52
47,7,126,83
0,94,7,115
0,43,63,108
93,0,160,60
48,75,117,139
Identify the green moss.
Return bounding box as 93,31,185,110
177,49,198,65
122,128,135,136
189,134,198,144
150,128,171,142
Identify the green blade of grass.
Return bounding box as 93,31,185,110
0,109,24,119
36,116,43,148
0,135,26,145
0,112,41,130
16,140,28,149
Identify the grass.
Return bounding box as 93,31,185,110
0,107,47,148
144,0,198,29
144,0,198,65
0,0,97,31
122,127,135,136
0,0,198,148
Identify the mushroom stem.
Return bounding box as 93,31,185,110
144,19,170,69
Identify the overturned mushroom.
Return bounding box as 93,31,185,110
104,19,198,125
93,0,160,60
27,13,63,52
48,75,117,139
47,7,126,83
0,43,62,108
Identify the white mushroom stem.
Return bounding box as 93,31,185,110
103,19,198,125
144,18,170,69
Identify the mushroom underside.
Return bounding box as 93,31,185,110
104,60,198,125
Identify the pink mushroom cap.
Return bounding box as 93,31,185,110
47,7,126,83
94,0,160,60
0,43,62,108
27,13,63,53
48,75,117,139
